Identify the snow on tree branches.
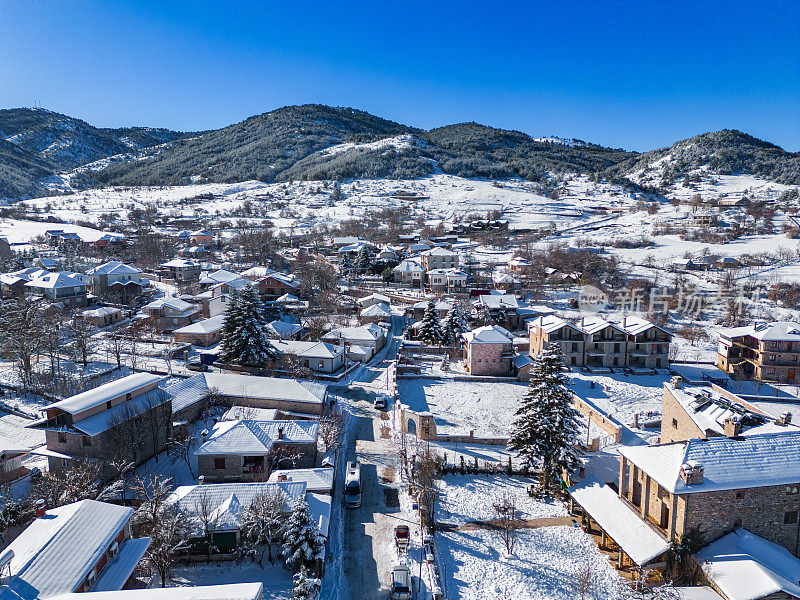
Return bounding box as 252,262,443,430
442,304,470,346
508,343,582,492
418,300,446,346
281,496,325,571
220,287,276,366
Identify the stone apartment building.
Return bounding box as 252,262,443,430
618,431,800,556
717,321,800,383
31,373,171,477
462,325,515,376
160,258,201,282
528,314,671,369
660,377,796,444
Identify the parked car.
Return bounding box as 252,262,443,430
187,361,209,372
374,395,388,410
390,564,412,600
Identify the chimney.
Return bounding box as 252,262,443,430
724,415,742,438
679,461,704,485
201,429,208,442
35,499,46,518
278,473,288,482
670,375,683,389
277,427,284,440
198,475,205,485
776,412,793,426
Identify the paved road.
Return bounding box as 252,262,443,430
338,315,412,600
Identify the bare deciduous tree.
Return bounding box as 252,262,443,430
492,491,519,556
318,409,344,452
241,488,286,564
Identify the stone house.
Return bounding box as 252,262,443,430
87,261,144,303
173,314,225,347
618,431,800,556
82,306,124,328
528,315,586,367
660,378,797,444
255,273,300,300
267,339,345,373
393,259,424,287
717,321,800,383
462,325,515,376
359,302,392,325
196,419,319,482
140,297,202,332
427,268,468,293
31,373,171,477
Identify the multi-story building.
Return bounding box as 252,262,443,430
427,268,468,292
420,247,459,271
140,297,202,332
717,321,800,382
24,272,88,308
87,261,144,303
160,258,200,283
528,314,671,370
618,431,800,556
31,373,171,477
462,325,515,376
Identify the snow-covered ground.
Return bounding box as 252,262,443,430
397,378,529,437
435,474,626,600
166,562,292,599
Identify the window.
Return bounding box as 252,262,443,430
106,401,112,410
735,490,745,499
82,436,91,447
785,510,798,525
60,458,69,469
214,457,226,470
125,393,132,401
58,432,66,444
672,418,678,429
787,485,800,495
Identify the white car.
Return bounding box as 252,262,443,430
390,565,412,600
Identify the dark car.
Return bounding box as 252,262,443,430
187,361,209,372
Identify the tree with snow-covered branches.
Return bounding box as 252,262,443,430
354,245,373,275
220,287,275,367
418,300,446,346
508,342,582,493
290,565,320,600
339,253,353,279
442,304,470,347
281,497,325,571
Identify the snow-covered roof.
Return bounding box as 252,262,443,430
162,374,210,415
276,293,300,303
528,314,575,334
48,583,264,600
87,261,141,276
462,325,513,344
91,536,152,592
44,373,163,415
718,321,800,342
221,406,278,421
423,246,458,256
202,373,327,405
360,302,391,317
619,431,800,494
568,476,671,566
393,259,424,273
199,269,240,285
668,384,797,437
478,294,520,309
267,467,335,492
306,492,332,538
265,319,303,338
322,324,384,344
1,500,134,599
161,258,197,268
82,306,122,318
24,272,87,290
70,388,168,437
173,314,225,335
357,293,390,306
269,339,345,359
580,315,626,335
143,297,196,312
697,528,800,600
196,419,319,455
166,481,306,534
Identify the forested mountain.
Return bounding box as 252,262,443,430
605,129,800,188
0,105,797,200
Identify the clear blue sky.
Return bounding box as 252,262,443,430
1,0,798,151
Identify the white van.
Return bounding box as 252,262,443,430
390,564,412,600
344,461,362,508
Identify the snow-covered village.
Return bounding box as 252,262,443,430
0,3,799,600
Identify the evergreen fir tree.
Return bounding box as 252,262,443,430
442,305,470,347
355,245,373,275
281,497,325,571
508,343,582,492
219,287,275,366
339,253,353,278
290,565,319,600
418,300,445,346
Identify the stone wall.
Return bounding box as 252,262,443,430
660,386,707,443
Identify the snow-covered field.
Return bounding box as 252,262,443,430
397,378,529,437
437,474,567,526
435,474,625,600
438,527,627,600
568,371,670,423
167,562,292,599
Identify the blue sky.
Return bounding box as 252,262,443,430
1,1,798,151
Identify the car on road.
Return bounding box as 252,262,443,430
373,395,389,410
187,361,209,372
391,564,412,600
344,461,362,508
